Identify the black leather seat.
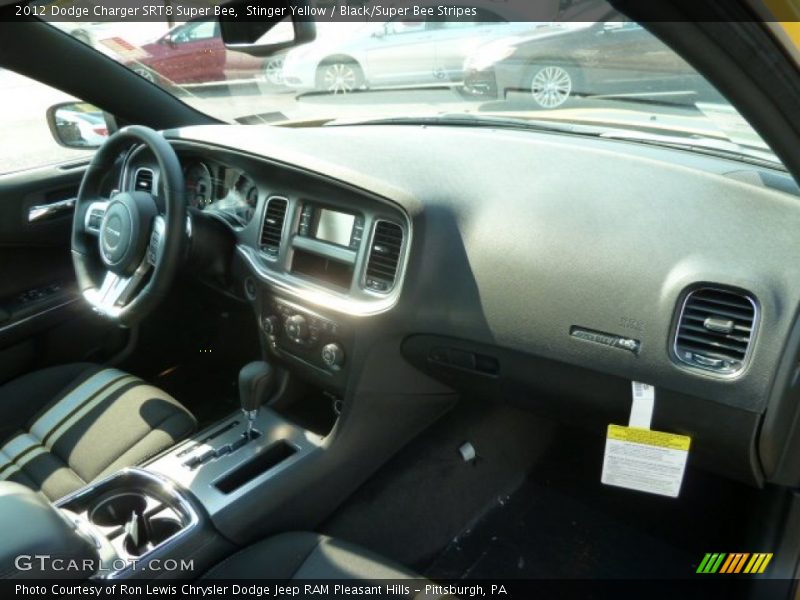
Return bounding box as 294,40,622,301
204,532,421,582
0,363,195,500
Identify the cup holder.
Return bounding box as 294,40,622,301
89,492,148,528
123,517,183,556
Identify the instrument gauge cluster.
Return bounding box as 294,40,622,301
181,159,259,227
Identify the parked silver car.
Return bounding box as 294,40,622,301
282,8,542,94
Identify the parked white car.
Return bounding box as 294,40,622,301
282,10,542,94
53,108,109,146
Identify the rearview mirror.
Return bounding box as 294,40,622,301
46,102,113,149
218,0,316,57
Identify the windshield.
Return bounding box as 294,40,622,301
39,0,778,164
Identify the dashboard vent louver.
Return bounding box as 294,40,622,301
133,168,154,193
674,288,757,375
260,197,288,258
365,221,403,293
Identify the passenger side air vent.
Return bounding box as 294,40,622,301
674,288,757,376
259,197,288,258
364,221,403,293
133,168,154,193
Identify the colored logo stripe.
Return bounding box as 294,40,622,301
697,553,773,574
720,553,749,573
697,553,726,573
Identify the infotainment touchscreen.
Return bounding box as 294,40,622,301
315,208,356,247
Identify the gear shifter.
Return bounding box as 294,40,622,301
238,361,275,440
181,361,276,469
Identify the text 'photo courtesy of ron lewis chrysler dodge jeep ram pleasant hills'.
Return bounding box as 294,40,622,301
0,0,800,599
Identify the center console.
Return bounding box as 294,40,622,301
38,414,314,581
261,296,351,379
0,358,325,580
55,469,206,579
237,192,410,395
145,407,322,519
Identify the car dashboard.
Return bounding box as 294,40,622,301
122,122,800,489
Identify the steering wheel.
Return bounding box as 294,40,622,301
71,126,186,327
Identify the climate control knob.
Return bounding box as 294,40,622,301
321,343,345,369
261,315,279,337
285,314,309,341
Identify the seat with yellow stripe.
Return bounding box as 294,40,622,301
0,363,195,500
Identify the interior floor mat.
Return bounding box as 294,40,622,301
321,398,557,570
425,427,761,580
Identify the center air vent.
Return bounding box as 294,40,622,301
364,221,404,293
674,288,757,376
133,168,154,193
259,197,288,258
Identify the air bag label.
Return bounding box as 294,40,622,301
601,424,691,498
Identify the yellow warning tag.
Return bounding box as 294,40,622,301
602,424,692,498
607,424,691,451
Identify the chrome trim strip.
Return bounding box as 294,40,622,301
83,258,151,319
0,298,79,335
131,167,155,193
258,195,289,261
28,198,76,222
56,467,200,580
238,244,398,317
672,286,759,379
360,219,406,296
293,235,358,265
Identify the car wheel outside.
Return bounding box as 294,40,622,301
133,67,158,84
316,60,364,94
527,64,575,109
264,55,285,87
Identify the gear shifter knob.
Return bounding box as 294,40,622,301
239,361,275,412
238,361,274,439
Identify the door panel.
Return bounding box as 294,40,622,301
589,23,689,95
162,20,225,83
365,20,437,85
0,161,128,384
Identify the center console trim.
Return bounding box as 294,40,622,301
145,408,324,521
238,244,401,316
56,468,201,580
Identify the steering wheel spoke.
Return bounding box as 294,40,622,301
83,200,110,236
85,259,152,317
147,215,166,266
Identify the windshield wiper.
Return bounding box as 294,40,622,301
599,130,783,170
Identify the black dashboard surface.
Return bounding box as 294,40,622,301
153,123,800,484
164,124,800,407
